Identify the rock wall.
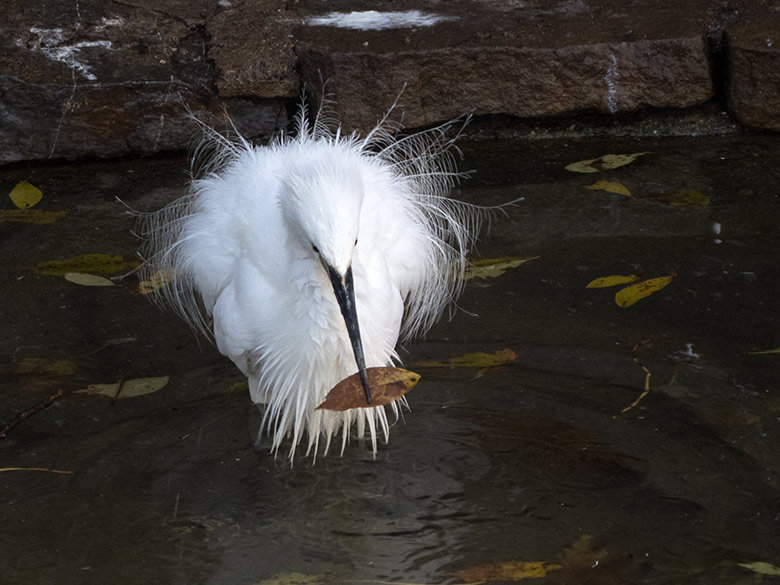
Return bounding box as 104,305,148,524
0,0,777,164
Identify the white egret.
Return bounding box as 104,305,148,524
140,97,488,460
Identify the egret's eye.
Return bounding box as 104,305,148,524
311,244,319,254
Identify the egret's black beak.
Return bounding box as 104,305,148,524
325,264,372,405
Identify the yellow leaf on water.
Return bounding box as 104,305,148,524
15,358,77,376
36,254,140,275
565,152,649,173
64,272,115,287
454,561,562,582
738,561,780,576
586,274,640,288
137,268,175,294
415,349,517,368
9,181,43,209
585,180,631,196
317,367,420,411
615,275,675,308
468,256,539,279
0,209,65,224
747,347,780,355
76,376,169,399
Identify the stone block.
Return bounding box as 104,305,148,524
296,1,714,132
727,13,780,130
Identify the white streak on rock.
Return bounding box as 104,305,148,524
605,54,619,114
304,10,457,31
24,27,113,81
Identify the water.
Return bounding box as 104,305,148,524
1,131,779,585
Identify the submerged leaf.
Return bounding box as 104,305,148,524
137,268,175,294
586,274,640,288
615,275,675,308
738,561,780,576
585,180,631,196
256,573,327,585
468,256,539,279
415,349,517,368
0,209,65,224
317,367,420,411
455,561,562,582
659,189,710,207
747,347,780,355
64,272,115,286
227,380,249,393
36,254,140,275
9,181,43,209
76,376,169,399
565,152,648,173
15,358,77,376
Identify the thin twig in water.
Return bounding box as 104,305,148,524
0,389,72,439
614,339,652,419
111,379,126,403
0,467,73,475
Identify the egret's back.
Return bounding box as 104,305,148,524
140,99,484,460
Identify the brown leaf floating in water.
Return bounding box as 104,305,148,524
317,367,421,411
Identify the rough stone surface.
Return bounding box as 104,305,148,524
298,40,713,132
297,0,717,131
727,11,780,130
208,1,298,98
0,0,285,164
0,0,779,165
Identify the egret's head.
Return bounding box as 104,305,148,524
280,159,364,274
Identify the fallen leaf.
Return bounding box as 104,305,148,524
585,180,631,196
64,272,116,287
615,275,675,308
658,189,710,207
468,256,539,279
738,561,780,576
0,209,65,224
454,561,562,582
9,181,43,209
137,268,175,294
15,358,77,376
317,367,420,411
35,253,140,275
586,274,640,288
747,347,780,355
415,349,517,369
565,152,648,173
75,376,169,399
255,573,326,585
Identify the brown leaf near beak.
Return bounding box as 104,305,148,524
317,367,421,411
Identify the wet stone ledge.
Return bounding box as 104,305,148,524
0,0,778,165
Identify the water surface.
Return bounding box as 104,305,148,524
1,132,779,584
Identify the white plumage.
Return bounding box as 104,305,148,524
140,97,485,460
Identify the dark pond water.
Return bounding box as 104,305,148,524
1,131,779,585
